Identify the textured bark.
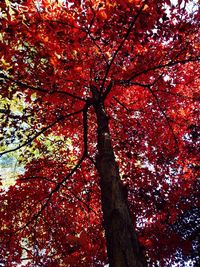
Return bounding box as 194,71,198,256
94,99,146,267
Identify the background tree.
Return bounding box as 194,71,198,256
0,0,199,266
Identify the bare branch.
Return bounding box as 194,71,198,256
0,73,86,102
42,19,86,32
156,89,200,102
62,190,98,215
10,102,91,232
14,154,86,234
114,80,151,88
113,96,129,112
87,31,108,65
18,175,98,215
83,104,89,155
148,86,179,149
102,80,113,100
100,1,147,93
126,56,200,82
0,109,83,156
18,176,55,184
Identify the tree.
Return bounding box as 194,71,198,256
0,0,199,266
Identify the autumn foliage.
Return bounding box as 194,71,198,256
0,0,199,266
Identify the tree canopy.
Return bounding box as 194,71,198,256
0,0,199,266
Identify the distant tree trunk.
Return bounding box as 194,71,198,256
93,98,146,267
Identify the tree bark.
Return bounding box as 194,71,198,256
93,99,146,267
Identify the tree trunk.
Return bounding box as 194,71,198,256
93,99,146,267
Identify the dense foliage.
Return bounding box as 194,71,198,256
0,0,199,266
